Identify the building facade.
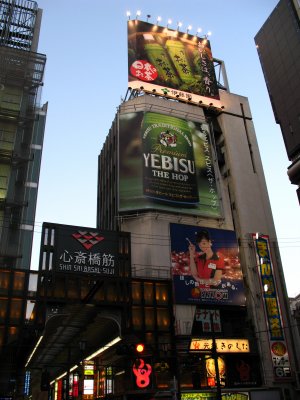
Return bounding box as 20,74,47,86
255,0,300,202
0,0,47,396
96,19,299,400
95,92,299,400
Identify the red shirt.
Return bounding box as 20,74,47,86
196,252,224,279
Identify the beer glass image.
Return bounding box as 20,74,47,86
141,111,199,205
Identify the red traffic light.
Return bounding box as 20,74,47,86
136,343,145,353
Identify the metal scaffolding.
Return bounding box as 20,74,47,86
0,0,38,50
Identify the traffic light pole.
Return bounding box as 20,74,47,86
210,312,222,400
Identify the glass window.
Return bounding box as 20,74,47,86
155,283,169,304
157,308,170,331
13,272,25,294
132,281,142,304
8,326,19,344
145,307,155,330
0,298,8,322
25,300,35,321
10,298,23,321
107,283,118,302
0,327,4,347
0,271,10,295
132,306,143,330
144,282,154,304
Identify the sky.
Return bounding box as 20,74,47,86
31,0,299,297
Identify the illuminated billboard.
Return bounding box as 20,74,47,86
170,223,246,306
45,223,121,277
182,394,250,400
253,234,291,381
128,20,220,107
190,338,250,353
118,111,221,217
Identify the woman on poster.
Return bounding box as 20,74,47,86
189,230,224,287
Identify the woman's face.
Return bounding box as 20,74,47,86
198,239,212,253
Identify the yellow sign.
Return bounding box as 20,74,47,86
84,363,95,376
190,338,250,353
181,392,249,400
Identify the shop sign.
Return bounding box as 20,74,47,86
181,393,249,400
190,338,250,353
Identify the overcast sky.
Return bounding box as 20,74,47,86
31,0,299,297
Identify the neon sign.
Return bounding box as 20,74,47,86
132,358,152,388
253,234,291,380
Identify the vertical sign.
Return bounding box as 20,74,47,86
253,234,291,380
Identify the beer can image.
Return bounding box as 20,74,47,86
143,34,180,86
141,112,199,205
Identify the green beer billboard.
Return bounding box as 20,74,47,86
118,111,221,217
128,20,220,104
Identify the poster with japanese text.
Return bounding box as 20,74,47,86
170,223,246,306
118,111,221,217
52,224,119,276
128,20,219,104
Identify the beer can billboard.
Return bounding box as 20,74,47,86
170,223,246,306
128,20,220,106
118,111,221,217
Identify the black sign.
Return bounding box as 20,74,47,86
53,224,119,277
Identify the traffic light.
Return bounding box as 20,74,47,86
115,342,146,356
135,343,145,353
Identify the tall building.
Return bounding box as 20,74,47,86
24,17,299,400
96,20,299,400
255,0,300,203
0,0,47,396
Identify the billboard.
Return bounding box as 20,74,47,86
128,20,220,106
190,338,250,353
252,234,291,381
118,111,221,217
48,224,120,277
170,223,246,306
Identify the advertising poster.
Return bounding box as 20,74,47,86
53,224,119,277
118,111,221,217
170,223,246,306
128,20,219,103
253,234,292,381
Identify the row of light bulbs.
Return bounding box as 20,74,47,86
126,10,212,37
